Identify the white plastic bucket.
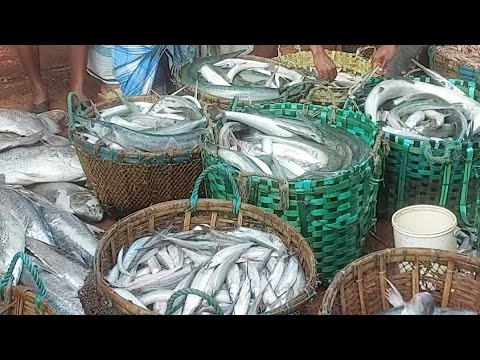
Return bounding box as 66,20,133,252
392,205,458,252
392,205,458,291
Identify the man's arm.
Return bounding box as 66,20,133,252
371,45,398,70
310,45,337,82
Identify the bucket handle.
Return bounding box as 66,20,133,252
189,164,242,215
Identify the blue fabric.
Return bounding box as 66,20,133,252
111,45,198,96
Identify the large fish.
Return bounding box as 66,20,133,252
0,145,86,185
28,182,104,223
0,211,26,285
19,189,98,267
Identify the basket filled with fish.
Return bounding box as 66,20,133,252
95,165,317,315
365,67,480,226
202,102,385,280
274,49,381,107
67,93,207,218
320,247,480,315
430,45,480,86
176,51,309,110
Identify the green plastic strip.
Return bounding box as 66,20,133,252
397,141,411,210
460,146,474,226
439,162,452,207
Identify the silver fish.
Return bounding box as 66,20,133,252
28,182,103,222
0,212,25,285
0,145,86,186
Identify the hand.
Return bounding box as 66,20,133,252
372,45,398,71
310,46,337,82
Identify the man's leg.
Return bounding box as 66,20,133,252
69,45,89,101
15,45,49,109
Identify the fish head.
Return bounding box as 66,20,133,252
71,192,103,221
403,292,435,315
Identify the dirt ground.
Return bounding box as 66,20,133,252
0,45,396,315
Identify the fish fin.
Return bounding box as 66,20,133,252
42,134,71,147
0,174,5,184
86,223,105,234
383,278,405,308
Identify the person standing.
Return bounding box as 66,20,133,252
15,45,90,113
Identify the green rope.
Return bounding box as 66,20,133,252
0,252,46,308
190,164,242,215
423,140,462,165
229,96,240,111
66,92,85,130
165,288,224,315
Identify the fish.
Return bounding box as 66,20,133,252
28,182,104,223
0,211,26,285
18,189,98,267
179,51,287,102
383,277,434,315
103,225,307,315
25,236,89,290
365,78,480,140
0,109,70,146
0,185,55,246
20,268,85,315
0,145,86,186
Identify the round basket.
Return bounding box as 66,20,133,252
274,49,380,107
320,247,480,315
375,76,480,226
203,102,385,281
178,55,308,110
94,164,317,315
430,46,480,86
67,93,205,218
0,286,56,315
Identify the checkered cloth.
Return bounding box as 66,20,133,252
86,45,118,85
111,45,198,96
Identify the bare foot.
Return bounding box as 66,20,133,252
32,84,49,105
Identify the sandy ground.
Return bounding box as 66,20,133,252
0,45,396,315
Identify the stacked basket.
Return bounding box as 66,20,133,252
67,93,204,218
430,46,480,86
202,102,385,281
274,49,380,108
376,77,480,226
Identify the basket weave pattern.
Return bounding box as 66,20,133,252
0,286,55,315
320,248,480,315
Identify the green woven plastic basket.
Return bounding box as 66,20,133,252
203,102,384,280
376,77,480,226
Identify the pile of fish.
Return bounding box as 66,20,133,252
0,109,86,185
106,225,307,315
435,45,480,70
0,183,104,315
365,63,480,142
208,107,371,180
179,50,305,102
74,95,207,153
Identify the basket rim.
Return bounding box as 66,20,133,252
319,247,480,315
95,198,318,315
69,94,205,160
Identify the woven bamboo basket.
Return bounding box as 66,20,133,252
274,49,380,108
94,165,317,315
178,55,308,110
376,76,480,226
203,102,385,281
67,93,204,218
320,248,480,315
0,286,56,315
430,46,480,86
